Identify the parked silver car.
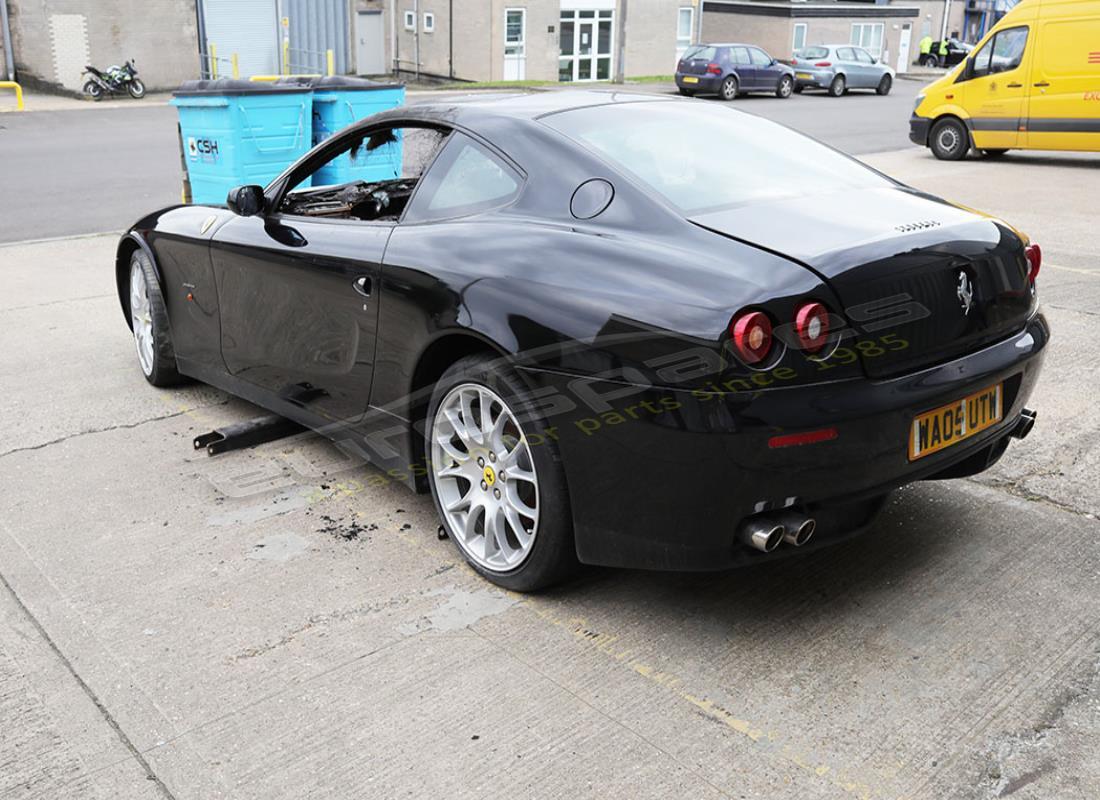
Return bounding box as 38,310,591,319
790,45,895,97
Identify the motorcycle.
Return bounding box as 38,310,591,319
82,59,145,100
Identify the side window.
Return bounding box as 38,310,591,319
730,46,751,66
278,126,449,222
971,26,1028,77
855,48,874,64
837,47,857,61
749,48,772,66
405,133,521,223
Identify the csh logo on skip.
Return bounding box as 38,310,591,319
187,136,220,162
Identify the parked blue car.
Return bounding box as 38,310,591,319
675,43,796,100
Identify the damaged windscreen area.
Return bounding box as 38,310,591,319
280,126,450,221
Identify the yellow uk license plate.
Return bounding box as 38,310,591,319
908,383,1003,461
796,72,812,79
682,76,699,84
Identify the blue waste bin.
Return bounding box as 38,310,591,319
307,76,405,187
171,79,312,205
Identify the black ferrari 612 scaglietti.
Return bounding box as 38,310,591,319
118,91,1047,590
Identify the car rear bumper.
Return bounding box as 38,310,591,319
675,73,722,92
793,68,834,88
519,313,1049,571
910,113,932,146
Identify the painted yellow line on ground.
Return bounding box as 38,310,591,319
524,600,885,800
1046,262,1097,277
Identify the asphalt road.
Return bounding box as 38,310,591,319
0,80,925,243
1,111,1099,796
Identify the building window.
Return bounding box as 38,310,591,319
404,10,415,31
676,7,694,59
850,22,884,58
559,8,614,82
792,23,807,54
423,12,434,33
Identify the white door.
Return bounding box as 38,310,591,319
896,24,912,73
503,8,526,80
356,10,385,75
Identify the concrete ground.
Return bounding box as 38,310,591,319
2,132,1099,797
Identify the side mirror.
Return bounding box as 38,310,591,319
227,185,264,216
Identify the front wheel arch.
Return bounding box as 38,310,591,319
116,234,161,329
928,114,974,159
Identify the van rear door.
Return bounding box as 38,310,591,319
964,25,1033,151
1025,15,1100,151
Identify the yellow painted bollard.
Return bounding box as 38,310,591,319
210,42,218,79
326,49,335,77
0,81,24,111
231,53,240,79
282,39,290,75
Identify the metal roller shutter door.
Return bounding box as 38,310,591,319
202,0,279,78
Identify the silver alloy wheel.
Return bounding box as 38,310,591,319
721,76,737,100
778,76,793,97
129,261,154,376
430,382,540,571
937,126,961,154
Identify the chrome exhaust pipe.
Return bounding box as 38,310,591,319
739,518,785,553
1012,408,1037,440
775,511,816,547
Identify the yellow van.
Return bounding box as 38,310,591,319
910,0,1100,160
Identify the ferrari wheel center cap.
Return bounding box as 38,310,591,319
483,465,496,487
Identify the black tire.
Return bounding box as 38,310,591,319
127,249,182,386
829,74,846,97
876,75,892,96
127,78,146,99
83,81,103,101
982,148,1009,158
920,55,937,68
929,117,970,161
678,87,695,97
719,75,738,101
776,74,794,99
426,353,578,592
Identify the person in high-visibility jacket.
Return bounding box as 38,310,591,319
919,34,933,63
937,38,949,67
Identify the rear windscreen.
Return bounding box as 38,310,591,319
681,46,716,61
797,47,829,60
544,101,890,215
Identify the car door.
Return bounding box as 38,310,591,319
748,47,776,90
1025,15,1100,152
836,47,860,85
729,46,752,89
962,25,1032,151
850,47,876,88
208,124,448,425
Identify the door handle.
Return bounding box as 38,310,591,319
1006,82,1023,88
1033,81,1050,87
353,276,372,297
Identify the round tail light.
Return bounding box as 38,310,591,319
1025,242,1041,283
730,310,773,365
794,301,830,353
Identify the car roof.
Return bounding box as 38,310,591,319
366,89,677,127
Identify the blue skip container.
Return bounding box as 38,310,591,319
307,76,405,187
171,79,312,205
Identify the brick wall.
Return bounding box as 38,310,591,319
7,0,199,92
